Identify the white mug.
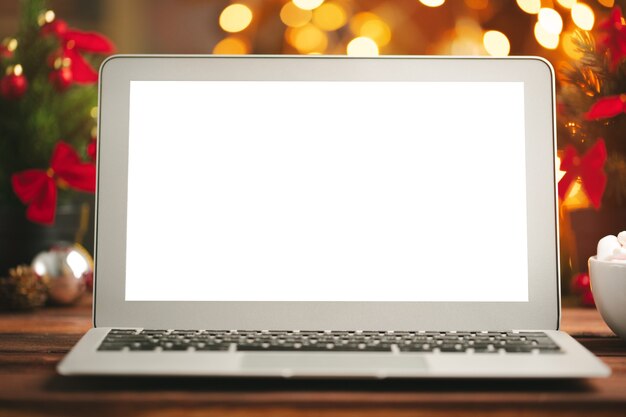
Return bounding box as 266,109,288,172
588,256,626,341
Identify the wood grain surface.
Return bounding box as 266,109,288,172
0,297,625,417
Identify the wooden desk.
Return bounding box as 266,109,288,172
1,299,625,417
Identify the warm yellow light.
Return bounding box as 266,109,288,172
44,10,55,23
346,36,379,56
312,2,347,31
289,24,328,53
516,0,540,14
597,0,614,7
3,38,18,52
280,2,312,28
455,17,483,39
534,22,560,49
450,38,483,55
538,8,563,35
13,64,23,76
293,0,324,11
350,12,377,35
562,178,591,210
562,31,584,58
219,4,253,33
359,19,391,47
213,37,249,54
349,12,391,47
419,0,445,7
571,3,595,30
556,0,577,8
483,30,510,56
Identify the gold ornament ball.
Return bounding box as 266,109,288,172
31,243,93,305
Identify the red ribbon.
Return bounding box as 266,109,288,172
42,19,115,84
12,142,95,225
585,94,626,120
558,139,607,209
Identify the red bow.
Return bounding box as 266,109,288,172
558,139,607,209
12,142,96,225
42,18,115,84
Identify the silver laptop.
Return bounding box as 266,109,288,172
58,55,610,378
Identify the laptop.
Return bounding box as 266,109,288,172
58,55,610,378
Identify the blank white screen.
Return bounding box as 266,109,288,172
125,81,528,301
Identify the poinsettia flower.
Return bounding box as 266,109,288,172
596,6,626,70
585,94,626,120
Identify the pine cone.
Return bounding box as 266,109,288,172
0,265,49,310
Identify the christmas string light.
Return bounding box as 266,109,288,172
210,1,616,56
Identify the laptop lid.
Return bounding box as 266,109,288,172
94,56,559,330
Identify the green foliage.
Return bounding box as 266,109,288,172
0,0,101,205
558,29,626,207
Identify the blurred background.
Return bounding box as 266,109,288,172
0,0,625,309
0,0,614,58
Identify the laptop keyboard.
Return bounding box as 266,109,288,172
98,330,562,353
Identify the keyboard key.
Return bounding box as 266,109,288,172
504,345,533,353
194,344,230,351
97,343,126,351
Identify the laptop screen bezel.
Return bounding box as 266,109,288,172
94,56,559,330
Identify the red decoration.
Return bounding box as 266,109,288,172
49,66,73,91
87,138,97,161
571,272,595,308
586,94,626,120
42,17,115,85
558,139,607,209
11,142,96,225
41,19,68,37
0,39,16,59
1,67,27,100
0,46,12,59
597,7,626,71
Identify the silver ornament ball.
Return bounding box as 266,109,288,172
31,243,93,305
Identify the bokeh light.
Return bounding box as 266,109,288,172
483,30,510,56
346,36,379,56
597,0,614,7
219,4,253,33
419,0,446,7
571,3,595,31
287,23,328,53
280,2,312,28
538,8,563,35
562,31,584,59
556,0,577,8
516,0,541,15
350,12,391,47
293,0,325,11
312,2,347,31
534,22,559,49
213,37,249,54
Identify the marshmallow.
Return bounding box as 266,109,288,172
618,231,626,247
597,235,620,261
612,247,626,260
